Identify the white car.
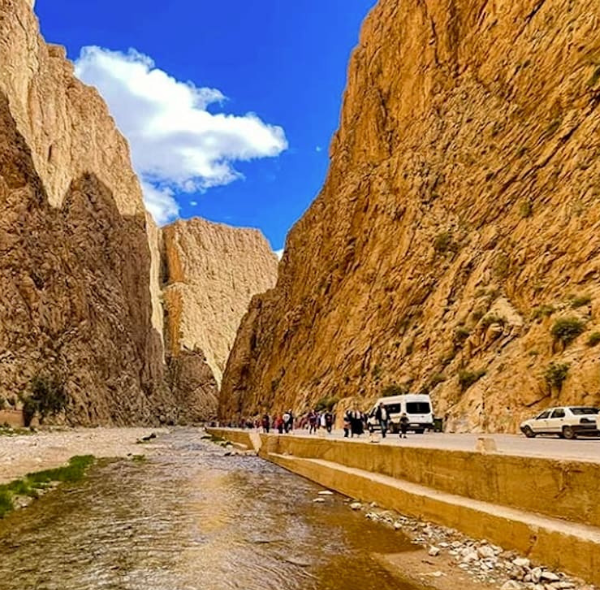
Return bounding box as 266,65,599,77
520,406,600,440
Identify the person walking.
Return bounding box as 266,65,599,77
375,403,389,438
261,414,271,434
399,412,409,439
308,411,318,434
343,410,351,438
276,415,284,434
324,411,333,433
350,408,364,437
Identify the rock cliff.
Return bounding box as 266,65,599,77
162,218,278,419
220,0,600,432
0,0,280,425
0,0,175,424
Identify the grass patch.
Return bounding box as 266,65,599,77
458,368,486,391
544,362,570,391
551,317,585,346
570,294,591,309
587,332,600,347
531,304,555,320
0,455,95,519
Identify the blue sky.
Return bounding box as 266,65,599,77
36,0,376,252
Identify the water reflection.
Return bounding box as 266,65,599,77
0,430,420,590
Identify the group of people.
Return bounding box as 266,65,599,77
343,403,410,439
225,402,411,439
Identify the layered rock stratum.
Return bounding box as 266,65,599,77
220,0,600,432
0,0,278,425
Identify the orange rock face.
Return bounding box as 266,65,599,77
221,0,600,431
162,219,278,419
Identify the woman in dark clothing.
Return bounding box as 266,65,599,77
399,412,409,438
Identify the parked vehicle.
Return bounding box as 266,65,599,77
367,394,434,434
520,406,600,440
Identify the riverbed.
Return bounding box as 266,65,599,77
0,429,421,590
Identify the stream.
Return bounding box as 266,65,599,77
0,429,422,590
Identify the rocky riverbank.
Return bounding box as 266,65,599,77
344,501,596,590
0,427,167,484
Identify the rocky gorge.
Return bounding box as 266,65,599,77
220,0,600,432
0,0,278,425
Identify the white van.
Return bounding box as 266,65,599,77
367,394,434,434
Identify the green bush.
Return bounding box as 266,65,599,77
382,384,408,398
570,295,591,309
531,305,555,320
454,326,471,342
433,231,455,255
481,314,505,328
551,317,585,346
21,374,68,426
458,368,486,391
314,397,339,412
543,362,570,390
587,332,600,347
519,200,533,218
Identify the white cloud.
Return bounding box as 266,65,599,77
315,146,323,152
142,182,179,226
75,46,288,225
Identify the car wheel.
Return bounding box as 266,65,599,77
523,426,536,439
562,426,577,440
416,429,425,434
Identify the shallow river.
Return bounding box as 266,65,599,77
0,430,421,590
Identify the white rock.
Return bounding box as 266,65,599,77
478,545,496,559
318,490,333,496
540,572,560,582
501,582,522,590
462,551,479,563
393,521,402,530
350,502,362,511
313,498,325,503
513,558,531,569
428,546,441,557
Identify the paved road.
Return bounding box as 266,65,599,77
273,429,600,464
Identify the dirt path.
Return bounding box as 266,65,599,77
0,427,168,484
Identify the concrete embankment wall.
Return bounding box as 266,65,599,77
207,429,600,585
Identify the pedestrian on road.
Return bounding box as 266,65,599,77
324,411,333,433
350,408,364,437
399,412,409,438
308,411,318,434
343,410,351,438
261,414,271,434
276,415,284,434
283,410,294,433
375,402,389,438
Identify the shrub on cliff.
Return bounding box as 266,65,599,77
20,374,68,426
550,317,585,346
458,368,486,391
543,362,569,391
382,384,408,397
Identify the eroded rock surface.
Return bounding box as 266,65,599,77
221,0,600,431
162,219,278,420
0,0,171,424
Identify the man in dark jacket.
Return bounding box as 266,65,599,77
375,403,389,438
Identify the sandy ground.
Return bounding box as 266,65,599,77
0,427,168,484
279,429,600,463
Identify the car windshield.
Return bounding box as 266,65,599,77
570,407,599,415
406,402,431,414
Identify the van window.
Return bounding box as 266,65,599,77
383,403,401,414
407,402,431,414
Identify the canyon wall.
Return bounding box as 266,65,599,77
220,0,600,432
0,0,174,424
162,219,278,419
0,0,280,425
